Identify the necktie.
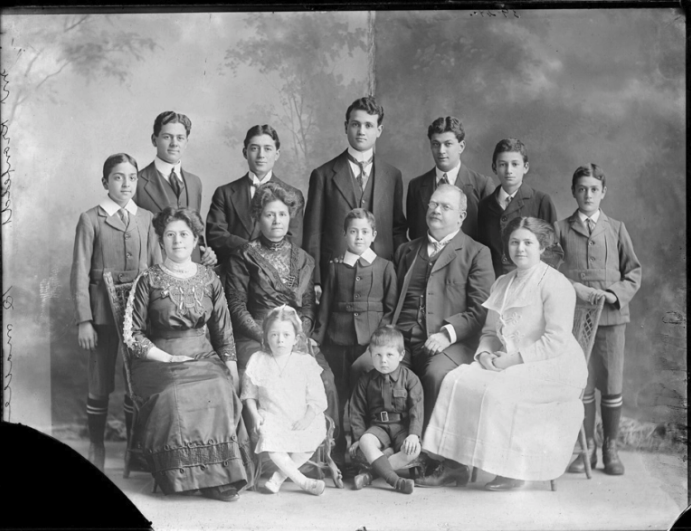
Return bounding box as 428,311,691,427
347,153,373,191
118,208,129,228
430,239,446,258
586,218,595,235
170,170,181,198
438,172,449,187
503,195,512,210
382,374,393,412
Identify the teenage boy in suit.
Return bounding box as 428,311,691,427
206,124,304,263
407,116,495,243
134,110,216,265
303,96,407,300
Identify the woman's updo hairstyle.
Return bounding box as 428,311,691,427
502,216,555,252
102,153,138,181
250,182,301,221
153,207,205,241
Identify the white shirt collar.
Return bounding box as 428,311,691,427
435,161,461,185
497,186,518,204
154,156,182,181
577,210,601,224
343,247,377,267
428,228,460,247
100,196,137,217
249,170,273,186
347,146,374,165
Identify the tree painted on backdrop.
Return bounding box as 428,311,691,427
222,13,369,190
4,14,157,125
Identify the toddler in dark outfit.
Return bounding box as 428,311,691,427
348,326,423,494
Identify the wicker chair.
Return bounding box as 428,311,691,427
102,271,154,489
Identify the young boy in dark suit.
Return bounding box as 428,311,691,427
555,164,642,476
134,110,215,265
71,153,161,471
477,138,558,278
303,96,407,301
206,124,304,263
312,208,398,456
407,116,495,243
349,326,423,495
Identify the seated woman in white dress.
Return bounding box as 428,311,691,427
418,217,587,491
241,305,329,496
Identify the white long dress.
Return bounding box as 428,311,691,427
241,350,327,454
422,261,587,481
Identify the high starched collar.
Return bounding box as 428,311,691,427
343,248,377,267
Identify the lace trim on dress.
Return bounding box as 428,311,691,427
148,264,212,312
123,270,154,359
250,238,295,288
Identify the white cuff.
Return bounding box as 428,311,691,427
442,324,457,344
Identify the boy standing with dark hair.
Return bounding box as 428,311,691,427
135,110,215,265
303,96,407,300
407,116,495,242
206,124,305,262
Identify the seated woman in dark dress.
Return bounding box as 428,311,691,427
123,207,254,502
225,182,339,427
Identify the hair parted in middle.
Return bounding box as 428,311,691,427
102,153,138,181
427,116,465,143
501,216,555,252
250,181,301,221
152,111,192,137
262,305,304,349
152,207,205,241
243,124,281,150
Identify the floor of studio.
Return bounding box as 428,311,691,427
65,440,687,531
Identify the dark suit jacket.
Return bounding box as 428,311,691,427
554,210,641,326
406,165,495,242
394,230,494,360
303,150,407,284
477,183,558,278
134,161,204,261
312,256,397,346
70,205,161,325
206,173,304,262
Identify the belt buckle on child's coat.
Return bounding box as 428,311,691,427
380,411,390,422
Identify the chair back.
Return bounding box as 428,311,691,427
572,298,605,366
103,271,137,404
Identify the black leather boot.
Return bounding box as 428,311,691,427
567,437,597,473
602,438,625,475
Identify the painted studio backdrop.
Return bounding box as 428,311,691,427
1,11,685,446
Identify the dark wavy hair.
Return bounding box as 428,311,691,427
243,124,280,150
152,111,192,137
572,163,607,189
345,96,384,125
152,207,204,241
502,217,555,257
102,153,138,181
491,138,529,169
369,325,405,354
427,116,465,143
251,182,300,221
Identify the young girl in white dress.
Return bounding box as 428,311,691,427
241,305,328,495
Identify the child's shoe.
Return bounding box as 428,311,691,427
302,478,326,496
395,478,415,494
353,470,373,490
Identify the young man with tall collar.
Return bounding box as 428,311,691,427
205,124,305,263
303,96,408,300
134,110,216,265
407,116,495,243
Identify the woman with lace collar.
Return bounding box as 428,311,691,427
418,217,587,491
224,182,339,435
124,207,254,502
